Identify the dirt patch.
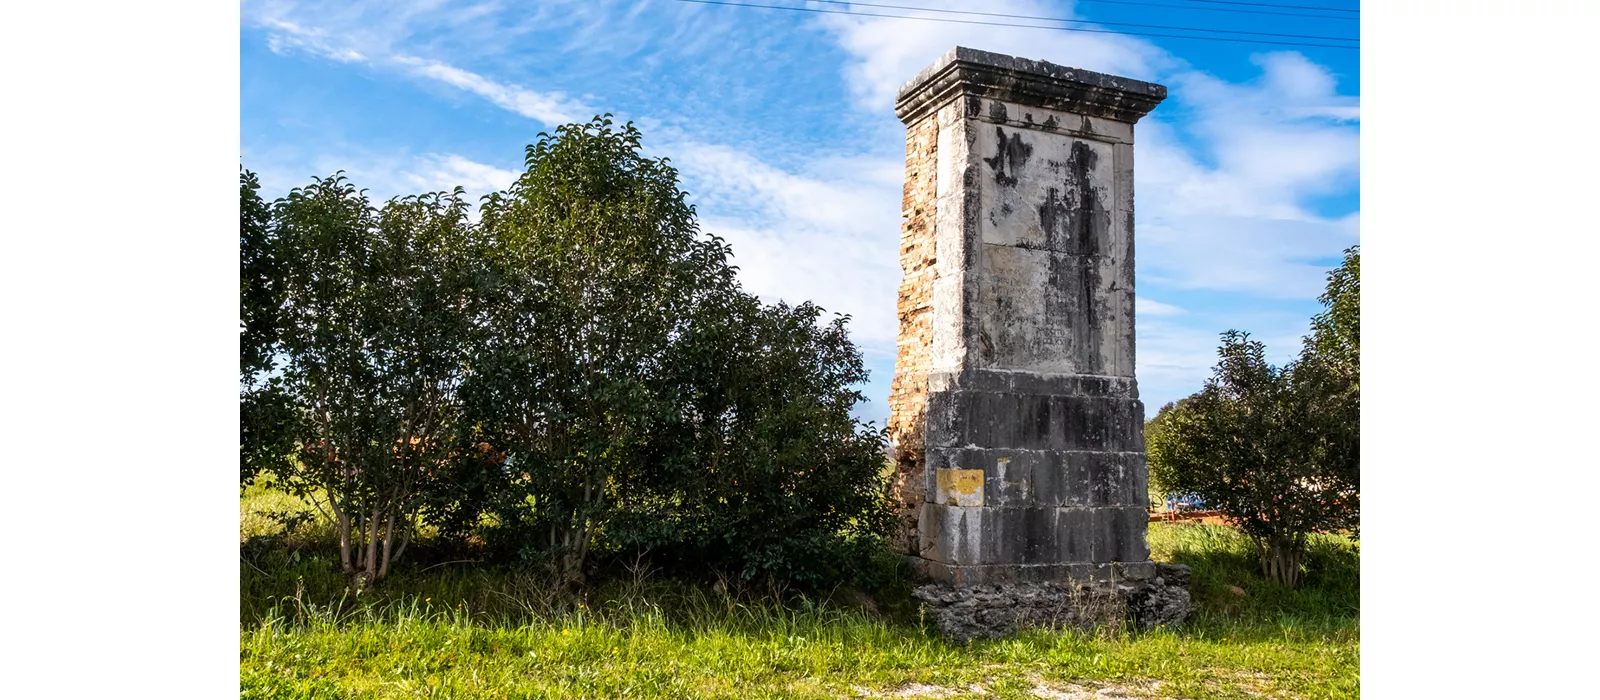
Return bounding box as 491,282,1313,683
857,677,1174,699
855,682,961,698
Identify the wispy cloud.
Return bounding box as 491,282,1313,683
260,18,367,63
816,0,1172,111
246,149,518,205
242,0,1359,420
811,1,1359,412
666,141,904,347
392,56,594,125
251,6,592,127
1137,298,1186,317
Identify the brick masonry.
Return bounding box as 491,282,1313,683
887,111,941,555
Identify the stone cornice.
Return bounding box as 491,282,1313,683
895,47,1167,126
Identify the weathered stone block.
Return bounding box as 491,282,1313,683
918,503,1148,566
925,447,1148,508
924,390,1145,452
886,46,1179,635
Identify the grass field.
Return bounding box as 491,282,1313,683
240,483,1358,699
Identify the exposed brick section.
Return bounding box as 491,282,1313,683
887,113,940,555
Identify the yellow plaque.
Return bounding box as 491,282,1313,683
936,469,985,507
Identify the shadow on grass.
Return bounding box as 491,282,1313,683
1148,523,1359,638
242,482,1356,647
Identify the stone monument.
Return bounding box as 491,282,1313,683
886,47,1189,639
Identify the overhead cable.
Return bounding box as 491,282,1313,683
669,0,1360,50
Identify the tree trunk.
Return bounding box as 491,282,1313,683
1259,536,1306,587
334,502,354,574
363,502,381,583
377,508,398,581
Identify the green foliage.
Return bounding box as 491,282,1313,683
1146,249,1360,586
1298,246,1360,497
246,174,480,584
241,169,292,485
614,296,893,586
240,168,282,380
460,117,890,588
463,117,740,586
242,116,890,590
1305,246,1360,383
1141,399,1185,497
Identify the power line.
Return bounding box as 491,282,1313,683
1173,0,1356,13
1074,0,1356,20
806,0,1357,42
670,0,1360,50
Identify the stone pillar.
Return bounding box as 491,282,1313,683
887,47,1168,590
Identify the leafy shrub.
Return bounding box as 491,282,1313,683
1147,249,1359,586
244,117,891,591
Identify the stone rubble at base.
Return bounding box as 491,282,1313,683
913,563,1191,641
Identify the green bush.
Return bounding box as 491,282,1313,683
244,116,892,591
1146,248,1359,586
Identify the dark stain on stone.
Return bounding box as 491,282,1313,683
989,100,1008,123
1038,139,1110,372
1078,256,1100,368
983,127,1032,188
1079,115,1095,134
1069,140,1104,368
1066,140,1103,256
1038,186,1069,251
1042,114,1060,131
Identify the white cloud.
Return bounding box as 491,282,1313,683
400,153,521,195
811,3,1360,302
666,141,904,348
249,4,592,127
1136,297,1186,317
392,57,593,125
260,18,367,63
816,0,1172,111
246,149,518,206
811,2,1359,417
241,0,1361,420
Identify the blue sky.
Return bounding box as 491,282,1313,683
240,0,1360,428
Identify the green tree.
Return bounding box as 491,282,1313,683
464,117,738,587
252,175,479,585
240,169,293,485
243,117,893,590
240,168,281,381
1142,398,1187,501
460,117,891,587
1147,250,1359,586
1299,246,1360,496
615,295,892,585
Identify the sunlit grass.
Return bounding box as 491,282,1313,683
241,487,1358,699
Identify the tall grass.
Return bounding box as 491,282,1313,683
241,486,1358,698
242,584,1356,699
1149,523,1359,634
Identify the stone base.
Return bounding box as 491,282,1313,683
913,558,1157,586
912,563,1191,641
